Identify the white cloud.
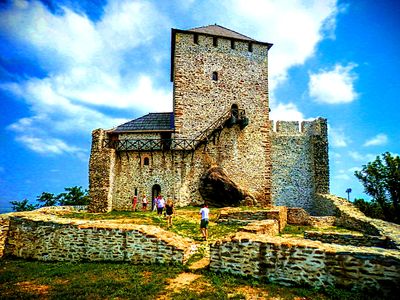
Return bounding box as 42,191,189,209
329,126,350,148
348,151,376,163
363,133,388,147
334,169,351,181
269,102,304,121
0,0,172,153
308,63,358,104
219,0,339,90
16,135,86,156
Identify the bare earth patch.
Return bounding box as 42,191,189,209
15,281,50,297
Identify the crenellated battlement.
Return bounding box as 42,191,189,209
270,118,328,136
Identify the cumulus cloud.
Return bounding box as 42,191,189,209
308,63,358,104
16,135,85,155
348,151,376,163
329,126,350,148
219,0,339,89
0,0,171,154
363,133,388,147
269,102,304,121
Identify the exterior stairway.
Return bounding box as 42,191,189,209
104,108,247,152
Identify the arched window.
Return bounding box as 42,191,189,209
212,71,218,81
193,33,199,44
143,157,150,166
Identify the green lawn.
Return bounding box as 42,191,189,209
0,258,370,300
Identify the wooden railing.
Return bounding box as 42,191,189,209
103,108,247,152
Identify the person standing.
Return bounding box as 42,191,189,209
157,195,165,215
141,194,148,211
199,203,209,241
132,194,138,211
165,199,174,228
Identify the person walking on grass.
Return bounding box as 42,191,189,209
199,203,209,241
165,199,174,228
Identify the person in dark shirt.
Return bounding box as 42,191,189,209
165,199,174,228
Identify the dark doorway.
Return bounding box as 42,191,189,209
151,184,161,210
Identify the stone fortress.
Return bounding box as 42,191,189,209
1,25,399,295
88,25,329,214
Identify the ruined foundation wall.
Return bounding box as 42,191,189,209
1,214,195,264
210,232,400,294
271,118,329,213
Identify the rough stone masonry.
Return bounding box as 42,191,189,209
88,25,329,213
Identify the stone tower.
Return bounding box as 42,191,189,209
88,25,329,213
171,25,272,139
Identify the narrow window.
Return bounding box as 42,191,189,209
212,71,218,81
193,33,199,44
248,42,253,52
134,188,138,196
230,39,235,50
213,37,218,47
143,157,150,166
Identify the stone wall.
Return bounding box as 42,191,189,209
88,129,115,213
270,118,329,213
1,212,196,264
304,231,390,248
218,206,287,232
315,193,400,249
210,232,400,294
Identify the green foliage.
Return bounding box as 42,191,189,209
355,152,400,224
9,198,38,212
353,198,385,220
36,192,58,207
57,186,90,206
10,186,90,212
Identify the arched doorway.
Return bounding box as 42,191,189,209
151,184,161,210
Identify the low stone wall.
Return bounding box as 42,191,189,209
210,232,400,294
1,212,196,264
287,207,335,227
315,194,400,250
240,220,279,236
304,231,390,248
218,206,287,232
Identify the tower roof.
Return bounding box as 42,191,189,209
188,24,256,42
112,112,174,133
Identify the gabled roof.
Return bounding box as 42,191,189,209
112,112,174,132
188,24,256,42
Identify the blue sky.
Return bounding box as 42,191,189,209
0,0,399,212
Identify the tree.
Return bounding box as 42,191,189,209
36,192,58,207
353,198,384,220
355,152,400,224
57,186,90,206
10,186,90,212
10,199,38,212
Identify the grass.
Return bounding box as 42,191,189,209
0,258,380,300
61,206,240,242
